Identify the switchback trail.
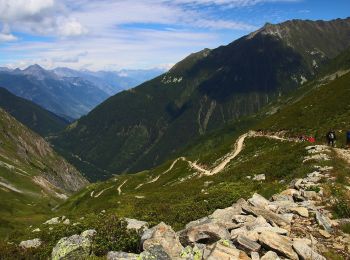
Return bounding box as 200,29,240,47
134,131,295,190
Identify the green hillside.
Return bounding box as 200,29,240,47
0,109,88,238
53,18,350,181
55,50,350,225
0,87,68,136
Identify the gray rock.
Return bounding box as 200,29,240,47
248,193,270,208
258,231,298,260
186,216,212,229
237,235,261,252
44,217,61,225
302,191,318,200
242,205,290,229
19,238,42,249
293,240,326,260
180,222,230,246
261,251,281,260
251,251,260,260
290,207,309,218
315,211,333,233
125,218,149,231
107,251,139,260
142,222,183,258
209,204,243,229
51,231,95,260
253,174,266,181
203,242,250,260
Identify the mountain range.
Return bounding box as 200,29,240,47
52,17,350,181
0,87,68,137
0,65,164,121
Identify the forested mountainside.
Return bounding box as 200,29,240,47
53,18,350,181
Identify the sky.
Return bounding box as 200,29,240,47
0,0,349,71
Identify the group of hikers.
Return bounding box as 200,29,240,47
298,130,350,148
326,130,350,148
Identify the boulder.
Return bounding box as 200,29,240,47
142,222,183,258
290,207,309,218
209,204,243,229
242,205,290,229
248,193,270,208
186,216,212,229
293,240,326,260
315,212,333,233
125,218,149,231
251,251,260,260
19,238,42,249
236,235,261,252
180,222,230,246
107,251,139,260
302,191,318,200
260,251,280,260
203,242,251,260
258,231,298,260
51,230,96,260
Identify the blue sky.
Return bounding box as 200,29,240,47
0,0,349,71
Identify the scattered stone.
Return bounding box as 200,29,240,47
63,218,70,225
253,174,266,181
19,238,42,249
260,251,280,260
258,231,298,260
251,251,260,260
180,222,230,246
32,228,41,233
237,235,261,252
293,240,326,260
315,211,333,233
248,193,270,208
203,242,250,260
302,190,318,200
125,218,148,231
242,205,290,229
142,222,183,258
107,251,139,260
44,217,61,225
319,229,331,238
290,207,309,218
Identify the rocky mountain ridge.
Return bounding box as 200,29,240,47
52,17,350,181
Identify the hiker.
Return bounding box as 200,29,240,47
347,130,350,148
326,130,336,147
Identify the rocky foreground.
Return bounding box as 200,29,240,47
20,145,350,259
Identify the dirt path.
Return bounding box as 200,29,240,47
94,185,114,198
117,180,128,195
134,131,295,188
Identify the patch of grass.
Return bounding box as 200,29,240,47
340,223,350,234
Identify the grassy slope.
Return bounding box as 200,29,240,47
0,87,68,136
0,109,87,238
57,50,350,231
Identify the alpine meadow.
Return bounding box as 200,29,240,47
0,1,350,259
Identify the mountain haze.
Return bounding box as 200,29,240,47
0,87,68,136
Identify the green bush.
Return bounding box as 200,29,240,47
92,215,141,256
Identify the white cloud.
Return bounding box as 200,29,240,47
58,19,88,37
0,32,17,42
0,0,55,21
0,0,301,70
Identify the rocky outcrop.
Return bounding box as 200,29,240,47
51,229,96,260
